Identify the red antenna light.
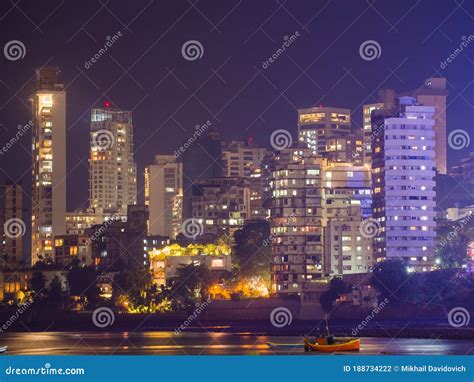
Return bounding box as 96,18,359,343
104,101,111,108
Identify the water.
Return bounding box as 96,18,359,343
2,332,472,355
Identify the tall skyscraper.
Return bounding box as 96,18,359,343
372,97,437,270
29,67,66,265
379,78,448,174
0,181,23,268
269,148,325,297
89,107,137,216
144,155,183,239
297,106,351,156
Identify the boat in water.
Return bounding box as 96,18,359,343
304,337,360,352
0,346,7,353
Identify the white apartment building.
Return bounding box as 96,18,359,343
144,155,183,239
89,107,137,215
372,97,437,270
29,67,67,265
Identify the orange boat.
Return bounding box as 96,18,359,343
304,337,360,352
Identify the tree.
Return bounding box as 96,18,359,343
371,259,409,301
67,260,100,309
233,221,271,279
113,267,161,313
319,277,352,335
47,276,63,308
29,271,46,297
436,233,470,269
171,263,214,309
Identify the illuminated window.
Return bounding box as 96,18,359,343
211,259,224,268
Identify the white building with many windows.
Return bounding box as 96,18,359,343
372,97,437,270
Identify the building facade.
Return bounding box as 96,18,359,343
269,149,326,297
298,106,351,156
372,97,437,270
191,177,250,239
144,155,183,239
0,182,23,269
29,67,67,265
362,103,384,166
89,107,137,215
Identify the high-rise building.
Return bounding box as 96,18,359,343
192,177,250,239
298,106,351,156
221,140,269,177
29,67,67,265
89,107,137,216
321,163,372,275
269,148,373,297
372,97,437,270
401,78,448,174
269,148,325,297
144,155,183,239
362,103,384,165
325,134,364,166
0,181,23,268
380,78,448,174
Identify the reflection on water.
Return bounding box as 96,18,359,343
1,332,470,355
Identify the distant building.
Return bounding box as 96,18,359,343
269,148,326,297
381,78,448,174
192,177,250,240
298,106,351,156
29,67,67,265
0,181,23,269
144,155,183,239
321,163,372,275
372,97,437,270
325,134,364,166
362,103,384,166
269,149,372,297
221,140,269,177
148,243,231,286
89,107,137,215
451,152,474,185
54,234,92,265
88,205,148,269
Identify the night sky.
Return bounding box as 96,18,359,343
0,0,473,220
